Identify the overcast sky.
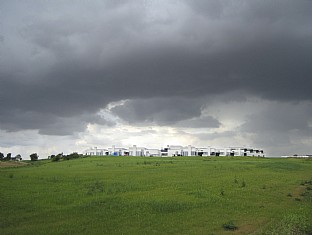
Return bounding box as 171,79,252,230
1,0,312,158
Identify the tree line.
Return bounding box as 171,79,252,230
0,152,84,162
48,152,83,162
0,152,39,161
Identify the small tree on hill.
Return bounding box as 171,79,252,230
0,152,4,160
63,152,81,160
30,153,38,161
51,153,62,162
48,154,55,160
5,153,11,161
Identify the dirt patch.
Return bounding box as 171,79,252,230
292,185,307,198
229,219,268,235
0,161,29,168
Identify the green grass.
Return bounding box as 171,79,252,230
1,156,312,234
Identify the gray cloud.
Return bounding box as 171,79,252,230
0,109,114,136
241,102,312,133
194,131,236,141
110,97,204,125
240,101,312,155
0,0,312,146
175,116,220,128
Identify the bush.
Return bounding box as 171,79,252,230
63,152,82,160
5,153,11,161
51,154,62,162
30,153,38,161
222,221,238,231
0,152,4,160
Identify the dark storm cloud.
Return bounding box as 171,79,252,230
241,102,312,133
176,116,220,128
0,108,114,136
1,0,312,134
195,131,236,141
240,101,312,154
111,97,204,125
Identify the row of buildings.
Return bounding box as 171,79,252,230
84,145,265,157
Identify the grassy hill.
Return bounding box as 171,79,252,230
1,156,311,234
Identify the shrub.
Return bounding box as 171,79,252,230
5,153,11,161
0,152,4,160
51,154,62,162
63,152,81,160
30,153,38,161
222,221,238,231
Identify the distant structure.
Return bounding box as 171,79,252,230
84,145,265,157
281,154,312,158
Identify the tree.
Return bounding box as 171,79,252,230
48,154,55,160
5,153,11,161
63,152,81,160
51,153,62,162
30,153,38,161
0,152,4,161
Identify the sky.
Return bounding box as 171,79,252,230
1,0,312,159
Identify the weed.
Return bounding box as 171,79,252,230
305,180,312,185
300,191,309,197
287,193,292,197
8,173,13,178
222,221,238,231
220,188,225,196
241,180,246,187
234,177,238,184
300,179,312,186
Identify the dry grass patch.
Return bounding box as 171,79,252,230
0,161,28,168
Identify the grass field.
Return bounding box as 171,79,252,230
1,156,311,234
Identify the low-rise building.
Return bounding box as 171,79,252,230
84,145,264,157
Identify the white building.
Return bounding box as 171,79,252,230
145,148,161,157
84,145,264,157
129,145,146,156
84,147,109,156
107,145,128,156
